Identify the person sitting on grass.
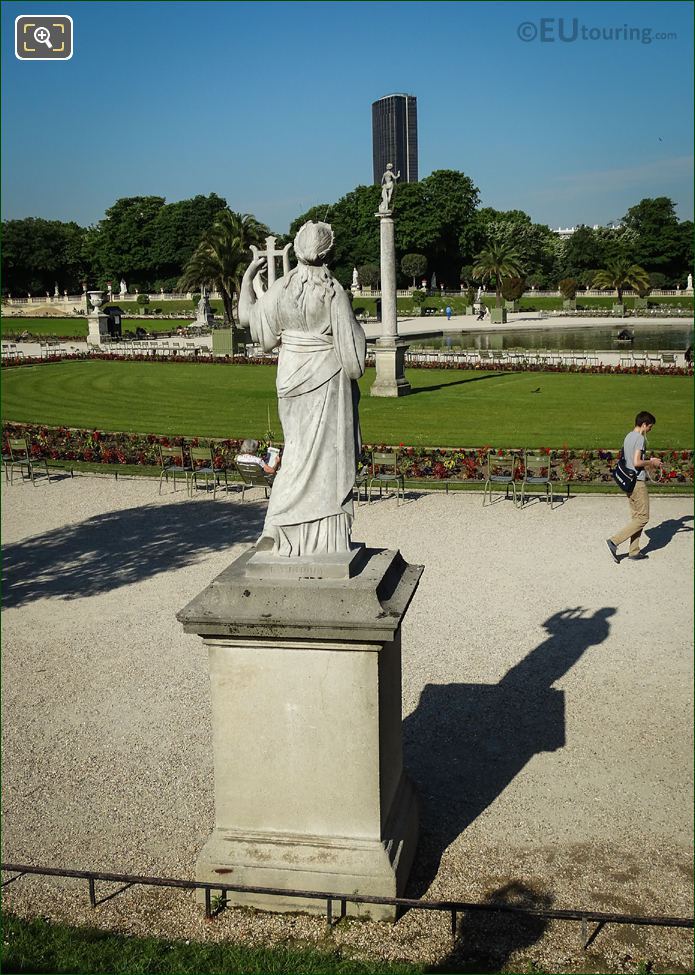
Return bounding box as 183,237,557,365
235,439,278,475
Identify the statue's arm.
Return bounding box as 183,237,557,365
238,258,267,327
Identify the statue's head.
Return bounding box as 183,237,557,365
386,163,393,170
293,221,334,265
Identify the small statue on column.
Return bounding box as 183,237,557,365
378,163,400,213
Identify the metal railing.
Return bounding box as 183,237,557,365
1,861,692,951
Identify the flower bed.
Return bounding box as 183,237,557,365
1,352,693,377
3,422,693,485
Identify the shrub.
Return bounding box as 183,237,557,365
191,293,201,309
501,276,526,302
410,289,426,308
136,294,150,307
558,278,578,300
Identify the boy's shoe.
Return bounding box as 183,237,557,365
606,539,619,563
629,552,649,561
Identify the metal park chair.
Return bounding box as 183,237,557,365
158,445,191,495
4,437,50,486
235,460,275,502
367,451,405,505
189,445,227,499
519,450,568,510
483,449,521,507
353,466,369,506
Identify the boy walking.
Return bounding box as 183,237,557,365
606,411,662,563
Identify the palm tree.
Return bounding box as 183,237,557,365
472,242,524,307
178,210,270,327
592,260,650,305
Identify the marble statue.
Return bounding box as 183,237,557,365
378,163,400,213
192,286,215,328
431,273,437,290
476,286,483,302
687,273,693,291
120,279,127,295
352,267,360,289
238,221,367,557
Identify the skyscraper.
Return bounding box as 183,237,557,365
372,93,418,185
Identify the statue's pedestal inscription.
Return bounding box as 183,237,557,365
178,547,422,919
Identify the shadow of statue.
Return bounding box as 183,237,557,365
432,881,555,973
2,499,266,609
403,606,616,899
643,514,693,555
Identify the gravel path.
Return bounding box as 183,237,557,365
2,475,693,973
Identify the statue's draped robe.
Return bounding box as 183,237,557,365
250,265,366,556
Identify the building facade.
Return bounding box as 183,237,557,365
372,93,418,184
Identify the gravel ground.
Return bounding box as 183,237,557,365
2,475,693,973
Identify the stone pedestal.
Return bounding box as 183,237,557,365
370,337,412,397
86,313,108,347
177,547,423,920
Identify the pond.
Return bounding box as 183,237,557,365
406,324,694,352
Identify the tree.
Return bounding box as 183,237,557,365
178,210,270,327
357,263,380,288
622,197,692,281
472,242,524,307
1,218,88,296
400,253,427,287
150,193,228,287
560,225,607,280
86,196,166,288
592,260,650,304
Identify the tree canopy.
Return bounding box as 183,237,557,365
290,170,480,289
1,218,88,295
2,189,692,298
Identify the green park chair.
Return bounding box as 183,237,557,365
368,451,404,504
235,459,274,501
483,449,520,507
158,444,191,495
189,444,227,499
5,437,50,486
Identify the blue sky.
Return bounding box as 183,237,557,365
2,0,693,232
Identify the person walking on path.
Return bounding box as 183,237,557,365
606,411,662,563
445,305,452,321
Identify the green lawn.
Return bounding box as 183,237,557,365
2,912,421,975
1,316,190,339
2,360,692,448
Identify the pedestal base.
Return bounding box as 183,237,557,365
86,313,108,347
196,773,418,920
178,547,423,920
370,338,411,397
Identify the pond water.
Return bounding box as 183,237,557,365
407,324,694,352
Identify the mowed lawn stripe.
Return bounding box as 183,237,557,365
1,361,692,448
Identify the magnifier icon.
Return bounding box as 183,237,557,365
33,26,53,49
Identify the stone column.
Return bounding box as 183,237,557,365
178,546,423,920
370,211,411,397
